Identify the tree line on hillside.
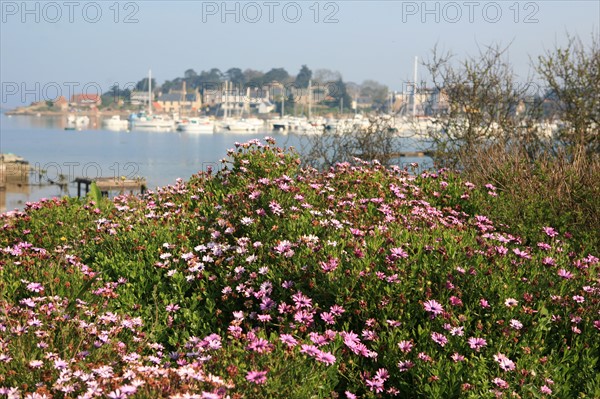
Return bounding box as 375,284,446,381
106,65,392,111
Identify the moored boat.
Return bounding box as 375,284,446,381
102,115,129,131
65,115,90,130
177,117,214,134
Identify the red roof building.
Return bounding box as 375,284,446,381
71,94,102,108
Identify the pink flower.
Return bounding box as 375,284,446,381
451,352,465,362
449,296,463,306
165,304,180,313
300,344,321,357
246,370,268,384
543,226,558,238
319,257,339,273
375,368,389,381
279,334,298,348
107,390,125,399
330,304,345,316
542,257,556,266
28,360,43,369
509,319,523,330
247,338,272,353
538,242,552,251
423,300,444,317
431,332,448,347
572,295,585,303
558,269,573,279
257,314,272,322
504,298,518,307
540,385,552,394
390,247,409,259
494,353,516,371
397,340,413,353
468,337,487,351
26,282,44,293
53,359,68,370
398,360,415,371
315,351,336,366
492,377,509,389
365,368,388,393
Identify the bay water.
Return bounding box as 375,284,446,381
0,112,428,211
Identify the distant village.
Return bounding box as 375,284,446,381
7,64,559,119
8,82,455,118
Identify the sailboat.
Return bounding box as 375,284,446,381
220,83,264,133
130,70,175,132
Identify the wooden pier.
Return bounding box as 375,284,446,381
389,151,433,158
1,154,30,212
352,151,432,159
74,177,147,197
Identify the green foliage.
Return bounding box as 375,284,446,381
86,181,103,203
0,140,598,398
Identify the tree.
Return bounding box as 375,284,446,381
313,69,342,84
161,78,181,93
104,83,131,104
263,68,290,84
198,68,223,84
295,65,312,88
243,69,265,86
325,79,353,113
360,80,389,108
135,77,156,92
422,43,544,167
184,69,198,79
195,69,223,94
226,68,246,85
536,33,600,155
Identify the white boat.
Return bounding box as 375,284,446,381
297,121,322,135
177,117,214,134
130,114,174,132
65,115,90,130
102,115,129,131
268,116,288,131
224,118,261,133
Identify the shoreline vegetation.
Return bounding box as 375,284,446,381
0,139,598,398
4,108,130,117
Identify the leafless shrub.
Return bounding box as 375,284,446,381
536,33,600,155
422,42,547,168
298,116,414,170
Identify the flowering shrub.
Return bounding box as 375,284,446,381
0,138,598,398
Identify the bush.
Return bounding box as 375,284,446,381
0,139,598,398
459,144,600,253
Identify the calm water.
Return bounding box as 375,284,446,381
0,112,427,211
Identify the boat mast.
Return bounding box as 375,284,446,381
281,85,285,118
224,81,228,119
308,79,312,119
148,69,152,115
412,56,418,118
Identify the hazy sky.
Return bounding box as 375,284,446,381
1,0,598,106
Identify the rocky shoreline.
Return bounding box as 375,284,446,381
4,108,132,117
